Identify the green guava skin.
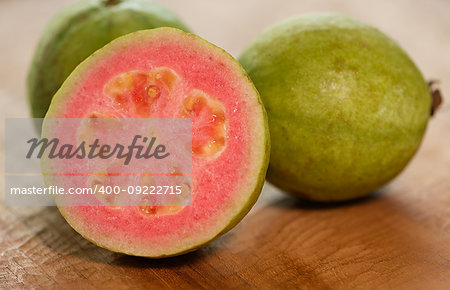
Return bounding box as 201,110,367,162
27,0,190,120
239,13,431,201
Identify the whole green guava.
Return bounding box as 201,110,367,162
239,13,431,201
27,0,189,120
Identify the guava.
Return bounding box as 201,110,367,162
239,13,431,201
27,0,190,120
41,28,270,257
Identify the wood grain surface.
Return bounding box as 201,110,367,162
1,0,449,289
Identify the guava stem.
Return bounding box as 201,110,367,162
428,80,443,116
103,0,121,6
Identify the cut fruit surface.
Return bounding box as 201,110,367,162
42,28,269,257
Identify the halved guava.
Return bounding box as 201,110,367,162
42,28,269,257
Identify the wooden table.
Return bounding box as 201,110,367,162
1,0,449,288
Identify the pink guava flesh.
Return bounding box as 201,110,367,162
43,28,269,257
